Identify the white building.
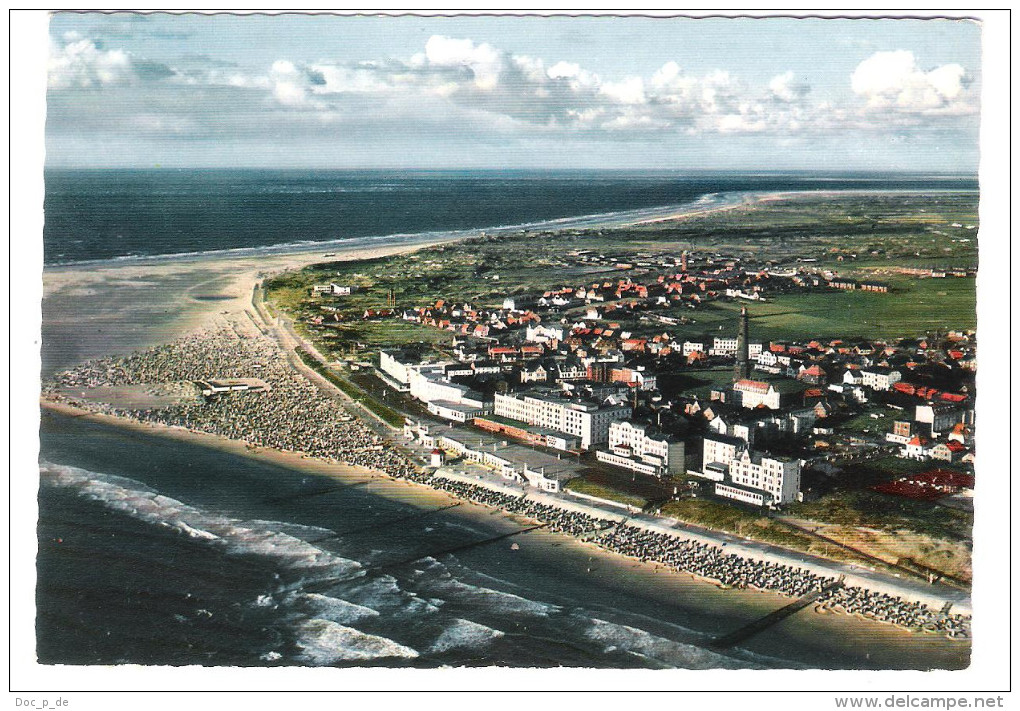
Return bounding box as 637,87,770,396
710,338,762,358
860,368,902,391
710,336,738,356
699,433,801,506
525,324,565,343
732,379,782,410
682,341,705,356
426,400,488,423
313,283,355,296
915,404,969,438
552,360,588,382
494,391,629,449
596,421,685,477
842,369,864,386
379,350,418,386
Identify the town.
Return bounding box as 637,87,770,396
263,207,976,587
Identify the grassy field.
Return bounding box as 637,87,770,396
563,478,649,508
788,488,972,542
706,279,975,343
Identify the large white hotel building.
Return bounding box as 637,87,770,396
700,433,801,506
494,391,629,450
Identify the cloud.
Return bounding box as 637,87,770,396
46,31,978,151
769,71,809,103
851,50,974,114
48,35,175,88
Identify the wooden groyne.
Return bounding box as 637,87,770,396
709,577,845,650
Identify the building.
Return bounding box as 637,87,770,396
886,420,914,445
609,366,657,391
930,440,968,463
379,349,420,388
596,421,685,477
710,336,738,356
915,404,969,438
430,430,577,493
699,433,801,506
902,435,929,460
426,400,488,423
494,390,629,449
313,283,356,296
860,367,902,391
525,324,565,343
732,379,781,410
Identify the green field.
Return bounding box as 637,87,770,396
266,191,978,359
736,279,975,342
563,478,648,508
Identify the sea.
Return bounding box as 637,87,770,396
36,169,976,669
42,169,977,265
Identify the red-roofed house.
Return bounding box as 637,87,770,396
902,435,929,460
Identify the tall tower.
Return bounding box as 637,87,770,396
734,305,750,382
681,250,688,272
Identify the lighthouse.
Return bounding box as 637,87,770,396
734,305,750,382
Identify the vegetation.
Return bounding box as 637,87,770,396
789,489,972,542
294,347,406,427
564,478,648,508
659,498,819,550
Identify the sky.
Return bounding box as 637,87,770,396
44,12,983,172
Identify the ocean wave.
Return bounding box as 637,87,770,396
293,619,419,665
40,460,363,576
427,618,505,654
291,592,381,625
337,575,444,617
416,575,560,618
580,616,760,670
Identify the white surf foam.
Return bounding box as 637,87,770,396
293,593,380,625
427,618,505,654
293,619,419,665
581,616,761,670
419,576,559,618
40,461,363,576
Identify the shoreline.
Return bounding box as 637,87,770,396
41,186,976,271
39,397,970,669
40,395,972,624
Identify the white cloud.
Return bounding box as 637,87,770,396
851,50,973,114
48,38,133,88
600,76,646,105
769,71,809,102
46,31,978,144
424,35,503,90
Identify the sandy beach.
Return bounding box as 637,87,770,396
41,233,463,378
39,399,970,670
